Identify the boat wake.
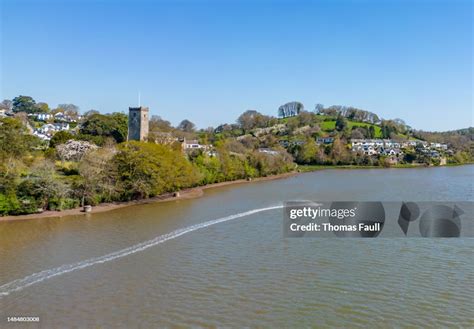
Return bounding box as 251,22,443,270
0,205,283,298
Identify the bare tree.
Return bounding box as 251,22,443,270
57,104,80,118
0,99,13,111
278,101,304,118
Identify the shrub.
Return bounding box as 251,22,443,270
0,193,20,215
48,197,80,211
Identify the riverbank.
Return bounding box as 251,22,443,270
0,171,299,222
2,163,471,222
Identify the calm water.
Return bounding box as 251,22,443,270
0,166,473,328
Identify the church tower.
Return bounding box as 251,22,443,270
128,106,149,141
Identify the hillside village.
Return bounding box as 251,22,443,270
0,96,472,216
0,97,463,168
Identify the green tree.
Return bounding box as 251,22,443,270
0,193,20,215
35,102,50,113
177,119,196,132
12,95,37,113
192,153,224,184
0,117,32,159
17,160,70,210
335,115,347,131
0,157,24,215
0,120,28,200
49,131,75,148
217,150,247,180
403,149,417,163
381,120,398,139
368,126,375,139
296,138,318,164
248,150,294,176
114,142,199,199
80,112,128,144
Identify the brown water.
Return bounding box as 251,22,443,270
0,166,473,328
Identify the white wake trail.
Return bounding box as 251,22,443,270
0,205,283,298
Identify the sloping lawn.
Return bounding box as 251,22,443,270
320,120,336,131
347,121,382,137
320,120,382,138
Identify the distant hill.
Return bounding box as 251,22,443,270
411,127,473,153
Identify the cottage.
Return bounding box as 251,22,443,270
32,131,51,141
54,122,70,131
351,139,383,148
38,123,56,134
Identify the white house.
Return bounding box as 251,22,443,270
33,122,70,141
430,142,447,150
351,139,384,148
36,113,52,121
183,139,204,149
54,112,65,119
258,148,280,155
182,139,211,151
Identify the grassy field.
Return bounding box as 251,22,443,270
319,120,336,131
320,120,383,138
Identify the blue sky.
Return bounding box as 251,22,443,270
1,0,472,131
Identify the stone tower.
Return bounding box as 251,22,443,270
128,106,149,141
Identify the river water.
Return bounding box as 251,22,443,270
0,166,473,328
